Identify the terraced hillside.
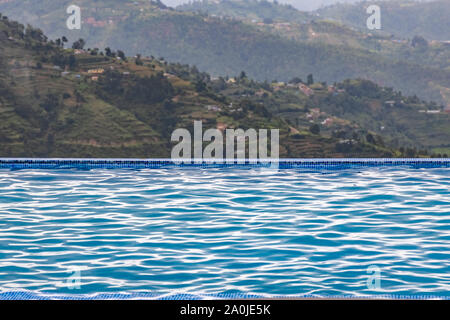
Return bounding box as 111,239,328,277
1,15,403,158
0,0,449,107
212,75,450,156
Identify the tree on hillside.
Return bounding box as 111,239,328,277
117,50,126,61
307,74,314,85
191,65,199,74
72,38,85,50
62,36,68,48
289,77,303,84
68,54,77,69
309,124,320,135
135,54,143,66
195,79,207,92
366,133,376,144
411,35,428,48
25,24,46,42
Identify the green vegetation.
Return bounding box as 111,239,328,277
2,15,436,158
0,0,448,107
211,73,450,157
317,0,450,41
177,0,311,23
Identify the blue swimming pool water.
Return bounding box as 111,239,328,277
0,165,449,299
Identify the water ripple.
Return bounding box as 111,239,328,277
0,167,449,298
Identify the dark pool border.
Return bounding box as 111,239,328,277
0,158,449,169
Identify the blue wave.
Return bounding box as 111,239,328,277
0,167,449,298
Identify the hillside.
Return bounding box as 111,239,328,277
177,0,450,73
177,0,311,23
169,0,391,12
1,15,409,158
212,75,450,156
0,0,448,108
317,0,450,41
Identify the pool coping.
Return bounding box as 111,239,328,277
0,158,449,169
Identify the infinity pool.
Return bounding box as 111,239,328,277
0,165,449,299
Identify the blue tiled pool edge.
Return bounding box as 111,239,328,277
0,291,448,300
1,158,449,169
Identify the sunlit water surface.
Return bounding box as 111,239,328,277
0,167,449,298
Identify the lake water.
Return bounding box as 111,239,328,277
0,166,449,299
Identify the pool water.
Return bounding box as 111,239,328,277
0,167,449,299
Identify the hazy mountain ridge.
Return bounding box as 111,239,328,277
1,15,449,158
178,1,450,75
167,0,418,12
177,0,311,23
2,14,411,158
317,0,450,41
0,0,449,107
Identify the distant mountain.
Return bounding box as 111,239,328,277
166,0,382,12
3,15,412,158
0,0,449,108
177,0,311,23
317,0,450,41
2,16,450,158
285,0,432,12
179,1,449,75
